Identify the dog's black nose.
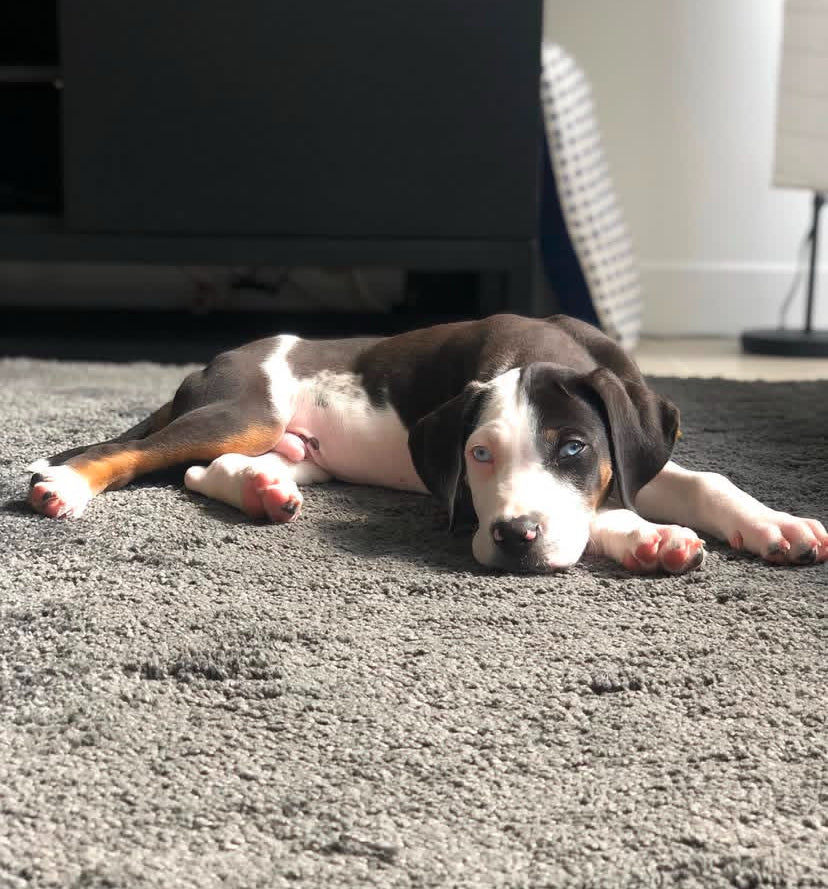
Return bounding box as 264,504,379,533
491,516,541,554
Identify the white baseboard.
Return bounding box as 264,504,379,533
640,261,828,336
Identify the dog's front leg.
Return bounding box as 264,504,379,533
634,461,828,565
588,508,706,574
184,452,331,523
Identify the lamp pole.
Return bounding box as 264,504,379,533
804,191,825,335
742,189,828,356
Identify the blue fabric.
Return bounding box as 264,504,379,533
539,129,601,328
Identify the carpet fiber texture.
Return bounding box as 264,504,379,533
0,357,826,889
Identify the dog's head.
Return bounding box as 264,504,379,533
409,362,679,572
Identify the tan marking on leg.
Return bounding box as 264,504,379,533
66,422,282,494
75,448,142,493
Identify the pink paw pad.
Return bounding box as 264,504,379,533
624,527,705,575
777,516,827,565
241,471,303,523
661,538,705,574
732,514,827,565
30,481,66,518
27,467,92,519
633,534,661,565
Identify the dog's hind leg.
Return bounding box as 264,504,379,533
184,451,332,523
29,402,176,471
28,401,284,519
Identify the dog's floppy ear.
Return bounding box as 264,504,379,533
582,368,680,511
408,382,487,531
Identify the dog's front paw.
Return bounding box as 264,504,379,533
618,523,706,575
727,512,828,566
27,464,93,519
590,511,706,575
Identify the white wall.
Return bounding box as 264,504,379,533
544,0,828,336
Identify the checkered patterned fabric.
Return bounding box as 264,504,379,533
540,42,642,350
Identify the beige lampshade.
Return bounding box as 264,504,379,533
773,0,828,191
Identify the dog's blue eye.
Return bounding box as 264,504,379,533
471,445,493,463
559,440,585,458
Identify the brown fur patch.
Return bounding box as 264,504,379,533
593,459,614,508
543,427,559,444
147,401,174,434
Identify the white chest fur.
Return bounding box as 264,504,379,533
261,340,427,493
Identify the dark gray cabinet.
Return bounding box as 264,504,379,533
2,0,545,313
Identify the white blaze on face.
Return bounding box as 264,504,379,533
465,369,593,570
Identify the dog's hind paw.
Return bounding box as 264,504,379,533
28,465,93,519
241,471,303,523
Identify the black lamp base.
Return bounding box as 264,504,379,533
743,193,827,357
741,328,828,357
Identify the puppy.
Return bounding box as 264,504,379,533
28,314,828,573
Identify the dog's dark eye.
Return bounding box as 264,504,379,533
471,445,493,463
559,440,586,458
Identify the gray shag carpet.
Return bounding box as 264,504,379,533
0,356,826,889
